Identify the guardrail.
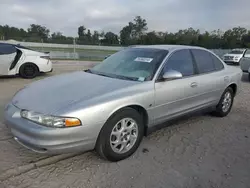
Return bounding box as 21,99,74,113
0,40,231,60
0,40,124,51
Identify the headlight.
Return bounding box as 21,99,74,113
20,110,81,128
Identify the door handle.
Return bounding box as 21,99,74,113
190,82,198,88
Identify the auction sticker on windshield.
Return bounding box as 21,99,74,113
134,57,153,63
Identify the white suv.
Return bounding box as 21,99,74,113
223,49,246,65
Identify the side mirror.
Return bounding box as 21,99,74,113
162,70,183,80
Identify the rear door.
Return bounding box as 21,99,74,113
190,49,226,107
0,44,17,75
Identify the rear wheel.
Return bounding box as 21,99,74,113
212,87,234,117
19,63,39,79
96,107,144,161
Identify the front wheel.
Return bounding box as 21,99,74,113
212,87,234,117
96,108,144,162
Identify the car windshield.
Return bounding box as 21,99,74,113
229,50,244,54
89,48,168,81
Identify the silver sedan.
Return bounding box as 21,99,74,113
4,45,242,161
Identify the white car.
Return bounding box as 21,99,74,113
0,43,53,78
222,49,246,65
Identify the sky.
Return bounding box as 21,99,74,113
0,0,249,36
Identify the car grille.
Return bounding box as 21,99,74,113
224,56,234,60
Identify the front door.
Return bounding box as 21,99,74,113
0,44,17,75
153,49,200,125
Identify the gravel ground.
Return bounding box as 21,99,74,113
0,63,250,188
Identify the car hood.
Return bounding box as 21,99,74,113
224,54,243,58
12,71,139,114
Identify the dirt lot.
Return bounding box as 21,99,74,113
0,62,250,188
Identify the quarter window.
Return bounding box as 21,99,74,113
162,49,195,77
191,49,216,74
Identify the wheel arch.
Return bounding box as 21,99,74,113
227,83,237,96
97,104,149,141
18,62,40,74
110,104,148,127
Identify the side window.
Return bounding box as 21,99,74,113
0,44,16,55
0,44,5,55
192,49,215,74
162,49,194,77
244,49,250,58
210,54,224,70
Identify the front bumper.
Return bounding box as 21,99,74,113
224,60,240,64
4,103,99,154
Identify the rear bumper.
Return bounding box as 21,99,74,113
4,103,98,154
39,60,53,73
41,68,53,73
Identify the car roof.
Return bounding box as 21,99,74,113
130,44,207,52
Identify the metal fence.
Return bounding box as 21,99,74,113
0,40,231,60
49,49,230,60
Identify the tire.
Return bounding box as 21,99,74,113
212,87,234,117
19,63,39,79
96,107,144,162
248,73,250,82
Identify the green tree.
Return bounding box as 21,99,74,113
120,22,134,45
27,24,50,42
78,26,86,37
102,32,119,45
120,16,148,45
222,27,247,48
92,30,100,44
132,16,148,41
86,29,92,44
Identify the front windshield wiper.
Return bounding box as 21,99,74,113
115,75,139,81
85,69,139,81
95,72,115,78
86,69,115,78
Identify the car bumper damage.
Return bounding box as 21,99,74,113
4,103,98,154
